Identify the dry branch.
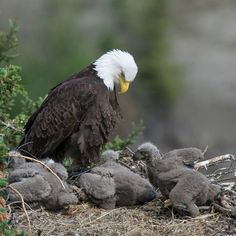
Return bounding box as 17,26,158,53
194,154,236,170
8,185,32,236
0,119,23,133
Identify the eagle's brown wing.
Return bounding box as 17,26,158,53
19,76,96,157
18,69,120,165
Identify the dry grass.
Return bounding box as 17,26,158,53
10,199,236,236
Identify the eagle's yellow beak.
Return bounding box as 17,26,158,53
118,75,130,94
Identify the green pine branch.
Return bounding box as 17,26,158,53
103,120,144,151
0,19,19,65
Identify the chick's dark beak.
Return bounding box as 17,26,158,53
133,151,143,161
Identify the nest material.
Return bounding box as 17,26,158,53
8,150,236,236
10,201,236,236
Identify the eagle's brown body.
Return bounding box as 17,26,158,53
18,65,121,166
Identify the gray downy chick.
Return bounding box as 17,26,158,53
163,147,204,168
133,142,205,197
133,142,173,198
133,143,221,217
158,168,221,217
8,157,78,210
77,150,157,209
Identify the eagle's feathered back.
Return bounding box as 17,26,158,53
18,64,121,166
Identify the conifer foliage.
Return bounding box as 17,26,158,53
0,20,38,236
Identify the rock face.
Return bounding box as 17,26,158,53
8,157,78,210
167,0,236,155
77,150,157,209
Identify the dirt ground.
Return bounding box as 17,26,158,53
10,199,236,236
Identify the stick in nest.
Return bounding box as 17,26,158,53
194,154,236,170
8,151,65,189
8,185,32,236
125,147,135,155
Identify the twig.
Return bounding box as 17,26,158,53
212,203,233,214
8,151,65,189
118,160,136,172
194,154,235,170
198,206,210,211
203,145,208,155
7,200,33,211
8,185,32,236
188,213,218,220
207,172,235,180
0,119,23,133
80,208,118,227
226,189,236,195
93,208,117,221
125,147,135,155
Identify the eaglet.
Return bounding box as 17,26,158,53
133,142,221,217
8,157,78,210
77,150,157,209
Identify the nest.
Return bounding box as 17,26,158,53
7,150,236,236
10,200,236,236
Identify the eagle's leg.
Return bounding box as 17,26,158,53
51,142,67,163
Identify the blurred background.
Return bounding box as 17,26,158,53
1,0,236,156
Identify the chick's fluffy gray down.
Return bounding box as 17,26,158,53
8,157,78,210
159,168,221,216
134,143,206,197
77,150,157,209
134,143,221,217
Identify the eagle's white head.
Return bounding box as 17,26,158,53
94,49,138,94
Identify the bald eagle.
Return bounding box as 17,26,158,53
18,49,138,166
